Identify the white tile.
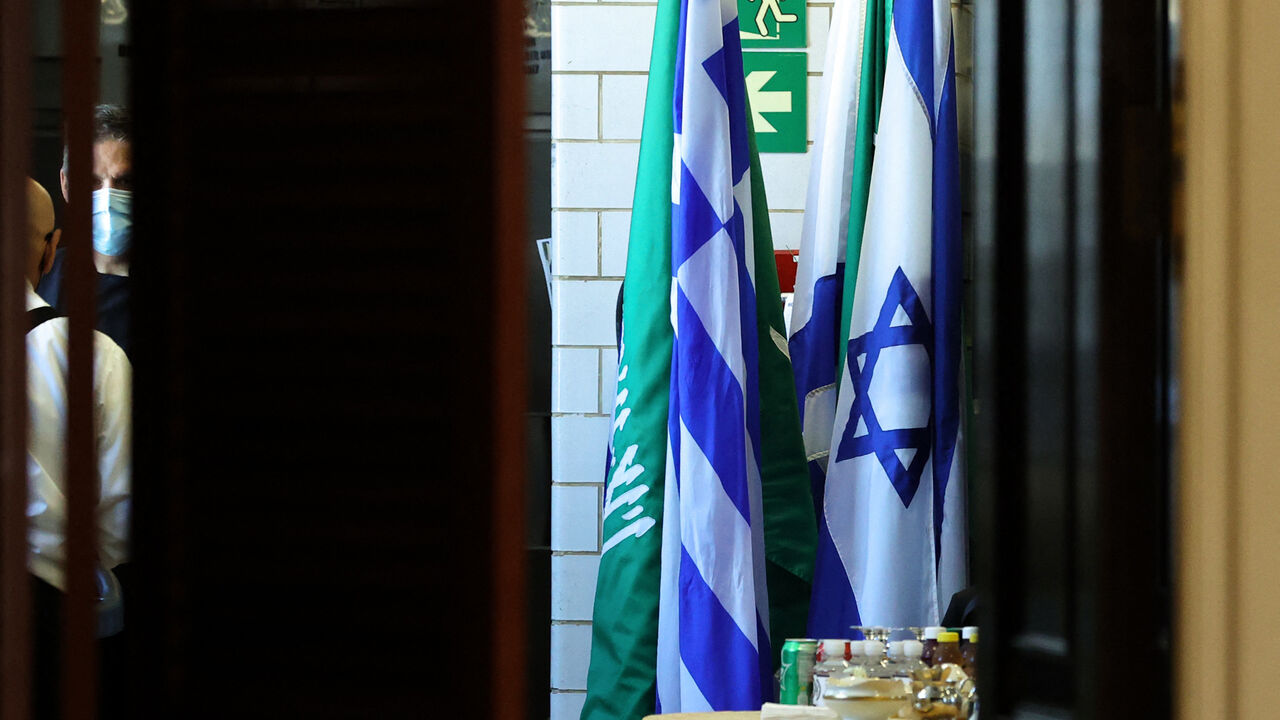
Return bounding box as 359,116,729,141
552,554,602,621
769,211,804,252
550,623,594,690
600,211,631,277
553,74,600,140
600,349,619,409
553,279,624,346
808,6,831,73
553,211,600,277
759,151,815,210
551,692,588,720
552,5,657,73
552,415,613,484
552,485,601,553
553,142,641,209
553,347,601,414
601,75,649,140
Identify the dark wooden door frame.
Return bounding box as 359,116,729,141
973,0,1173,716
0,0,34,713
127,1,529,716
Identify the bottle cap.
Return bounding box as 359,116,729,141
820,639,847,662
937,631,960,643
924,626,944,640
848,641,864,657
904,640,923,658
887,641,904,659
864,640,885,658
968,630,979,644
962,626,978,640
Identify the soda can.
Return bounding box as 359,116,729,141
779,638,818,704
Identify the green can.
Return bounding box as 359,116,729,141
779,638,818,704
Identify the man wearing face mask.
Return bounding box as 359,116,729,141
23,178,132,719
36,103,133,360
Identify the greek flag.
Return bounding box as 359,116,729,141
655,0,772,711
812,0,968,630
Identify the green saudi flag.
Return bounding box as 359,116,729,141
578,2,679,718
838,0,893,371
580,0,816,717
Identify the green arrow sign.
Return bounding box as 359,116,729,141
738,0,806,49
743,51,807,153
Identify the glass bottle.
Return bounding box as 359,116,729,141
933,631,963,668
862,640,889,677
899,640,928,678
961,630,978,680
885,640,905,673
812,639,851,706
921,625,944,666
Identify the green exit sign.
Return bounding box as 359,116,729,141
743,51,807,153
738,0,806,49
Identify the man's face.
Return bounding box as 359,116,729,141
91,138,132,191
63,138,133,203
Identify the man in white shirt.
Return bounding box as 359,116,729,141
24,177,132,718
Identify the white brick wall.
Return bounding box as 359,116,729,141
548,2,971,718
552,5,658,72
552,144,642,209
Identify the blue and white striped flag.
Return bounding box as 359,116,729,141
655,0,772,711
812,0,968,630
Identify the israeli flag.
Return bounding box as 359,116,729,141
655,0,772,711
810,0,968,631
788,0,867,518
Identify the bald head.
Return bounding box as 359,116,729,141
24,179,59,286
27,178,54,239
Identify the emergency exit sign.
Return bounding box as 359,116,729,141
738,0,807,48
742,52,807,153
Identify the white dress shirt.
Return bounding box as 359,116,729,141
26,282,131,591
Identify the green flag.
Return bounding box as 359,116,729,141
747,120,818,660
579,1,680,718
837,0,893,372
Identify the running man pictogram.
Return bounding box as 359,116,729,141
747,0,798,39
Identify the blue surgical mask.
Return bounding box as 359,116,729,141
91,188,132,256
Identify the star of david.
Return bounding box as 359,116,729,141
835,267,934,509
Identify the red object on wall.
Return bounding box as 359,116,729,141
775,250,800,293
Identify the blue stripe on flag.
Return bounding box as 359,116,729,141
673,163,730,267
807,513,861,638
678,546,763,710
719,20,751,185
725,200,747,269
756,614,774,703
729,203,763,472
931,41,962,560
893,0,936,133
700,45,732,114
789,271,845,419
673,0,689,135
675,285,753,524
669,337,683,493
